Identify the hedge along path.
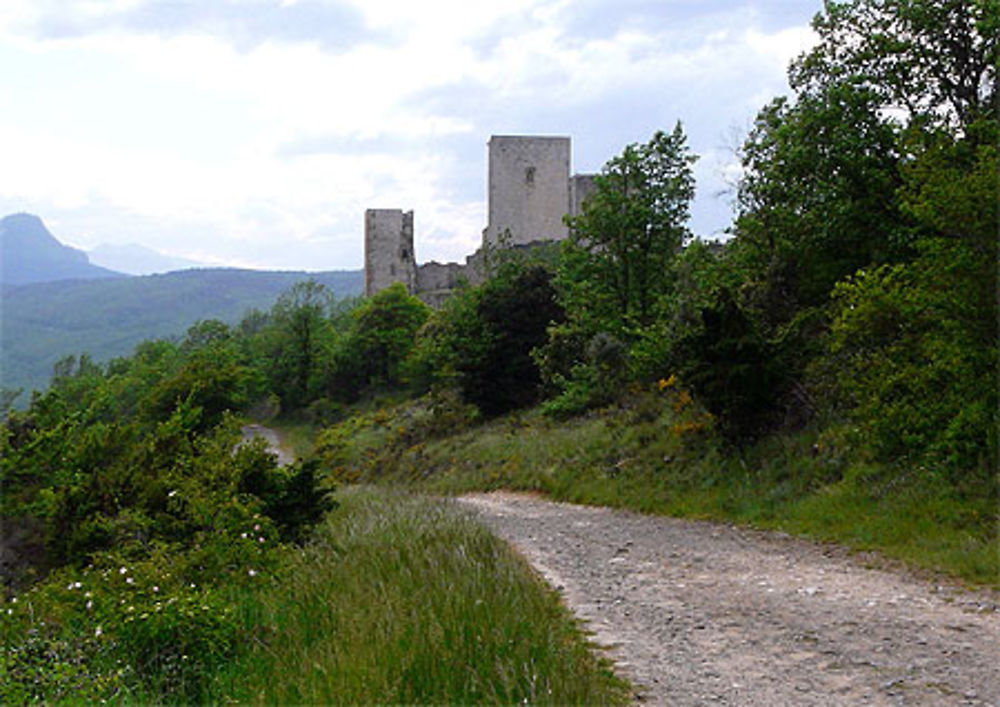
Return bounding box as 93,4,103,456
457,492,1000,706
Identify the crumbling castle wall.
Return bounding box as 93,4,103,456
363,135,595,305
364,209,416,297
570,174,597,222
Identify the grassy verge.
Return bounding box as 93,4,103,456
313,393,998,587
210,487,629,704
266,418,318,459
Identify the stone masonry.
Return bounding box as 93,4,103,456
483,135,571,247
364,135,595,304
364,209,416,297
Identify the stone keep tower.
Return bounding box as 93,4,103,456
483,136,571,248
364,209,416,297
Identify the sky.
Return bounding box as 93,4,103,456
0,0,821,271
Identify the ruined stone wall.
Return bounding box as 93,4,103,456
483,136,571,248
364,209,416,297
362,135,597,306
415,260,465,292
569,173,597,220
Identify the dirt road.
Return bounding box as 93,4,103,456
458,492,999,705
240,424,295,466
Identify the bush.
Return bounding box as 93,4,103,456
411,264,564,417
540,332,629,418
825,239,996,480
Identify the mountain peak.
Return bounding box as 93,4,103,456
0,213,126,286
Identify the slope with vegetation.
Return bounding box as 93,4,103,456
1,0,996,701
310,0,997,582
1,267,362,402
1,281,624,703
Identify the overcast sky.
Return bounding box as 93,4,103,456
0,0,820,271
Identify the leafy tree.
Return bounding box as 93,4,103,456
672,288,788,442
560,124,696,333
733,82,907,321
791,0,998,133
825,238,995,480
181,319,232,352
462,265,564,416
335,283,430,397
413,264,564,417
266,281,335,409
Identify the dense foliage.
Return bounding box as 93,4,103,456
1,332,334,700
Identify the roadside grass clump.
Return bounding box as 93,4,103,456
210,487,629,705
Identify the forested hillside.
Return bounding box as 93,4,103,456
1,268,362,401
2,1,995,702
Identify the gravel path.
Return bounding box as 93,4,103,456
240,424,295,466
457,492,1000,706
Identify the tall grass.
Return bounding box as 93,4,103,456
210,487,629,704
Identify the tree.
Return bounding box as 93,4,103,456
733,82,907,319
335,283,430,397
267,281,335,409
560,124,696,332
413,264,564,417
791,0,998,133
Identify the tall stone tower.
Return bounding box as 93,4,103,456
364,209,416,297
483,136,571,248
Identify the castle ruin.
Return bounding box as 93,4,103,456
364,135,595,304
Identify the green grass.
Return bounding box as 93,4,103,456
267,419,318,459
319,394,999,587
209,487,629,705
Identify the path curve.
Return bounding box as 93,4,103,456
457,492,999,706
240,424,295,466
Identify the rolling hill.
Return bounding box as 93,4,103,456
0,212,363,402
1,268,363,401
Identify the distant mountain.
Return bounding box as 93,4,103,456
0,213,126,285
88,242,206,275
1,267,363,401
